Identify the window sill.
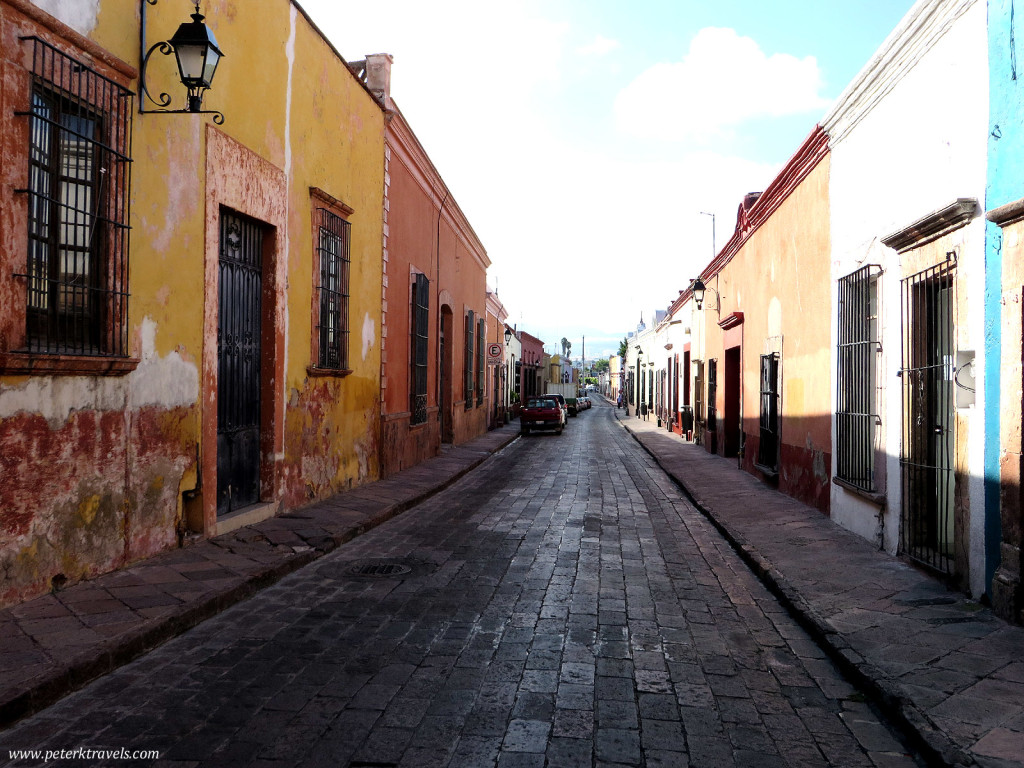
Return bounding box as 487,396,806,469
306,365,353,378
753,462,779,478
0,352,138,377
833,476,886,505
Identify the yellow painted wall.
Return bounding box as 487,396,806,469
0,0,385,605
115,0,385,508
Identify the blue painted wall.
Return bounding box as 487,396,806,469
985,0,1024,595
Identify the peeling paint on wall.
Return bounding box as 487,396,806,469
29,0,98,34
128,318,199,408
362,312,376,360
0,377,125,429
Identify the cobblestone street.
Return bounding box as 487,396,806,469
1,401,920,767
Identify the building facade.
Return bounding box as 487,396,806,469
0,0,386,606
371,54,491,476
485,290,509,429
518,331,544,400
824,0,990,597
985,0,1024,621
680,130,832,512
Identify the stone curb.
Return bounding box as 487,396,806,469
0,430,518,729
613,411,973,768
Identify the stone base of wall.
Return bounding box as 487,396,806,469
381,413,439,478
991,548,1023,624
742,434,831,515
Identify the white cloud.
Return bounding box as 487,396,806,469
614,27,830,142
577,35,622,57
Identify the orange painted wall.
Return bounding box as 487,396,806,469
701,149,833,512
380,108,489,476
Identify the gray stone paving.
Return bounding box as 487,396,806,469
0,403,920,767
616,405,1024,768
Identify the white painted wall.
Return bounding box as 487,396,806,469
826,0,989,595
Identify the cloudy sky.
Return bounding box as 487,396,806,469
298,0,915,359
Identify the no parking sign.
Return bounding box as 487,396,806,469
487,343,503,364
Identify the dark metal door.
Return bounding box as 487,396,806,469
707,359,718,454
694,360,705,445
217,211,263,516
900,262,955,574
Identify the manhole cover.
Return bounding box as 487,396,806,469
347,562,412,577
317,557,435,581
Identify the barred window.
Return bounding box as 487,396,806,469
410,272,429,424
476,316,485,406
315,208,350,370
837,266,880,491
19,37,132,356
464,310,474,409
757,353,780,471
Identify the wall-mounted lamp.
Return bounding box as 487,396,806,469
690,277,721,313
504,327,513,345
140,1,225,122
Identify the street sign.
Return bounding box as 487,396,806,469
487,343,503,364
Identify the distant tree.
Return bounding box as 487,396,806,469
617,337,628,357
593,358,610,373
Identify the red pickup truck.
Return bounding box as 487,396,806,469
519,396,565,435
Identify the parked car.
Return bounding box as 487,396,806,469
519,396,565,435
565,397,579,416
548,393,569,423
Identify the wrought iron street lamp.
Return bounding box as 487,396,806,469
140,1,225,122
690,277,721,314
691,278,706,310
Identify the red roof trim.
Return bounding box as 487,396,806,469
671,125,829,313
717,312,744,330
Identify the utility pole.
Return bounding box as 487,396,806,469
700,211,716,261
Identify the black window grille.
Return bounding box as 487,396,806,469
671,357,679,423
900,260,956,574
17,37,132,356
757,353,780,471
837,265,881,491
410,272,429,424
682,353,691,407
315,208,350,370
464,310,474,409
515,359,522,397
649,368,655,414
476,316,485,406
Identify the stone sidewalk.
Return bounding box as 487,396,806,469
0,425,518,729
613,404,1024,768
